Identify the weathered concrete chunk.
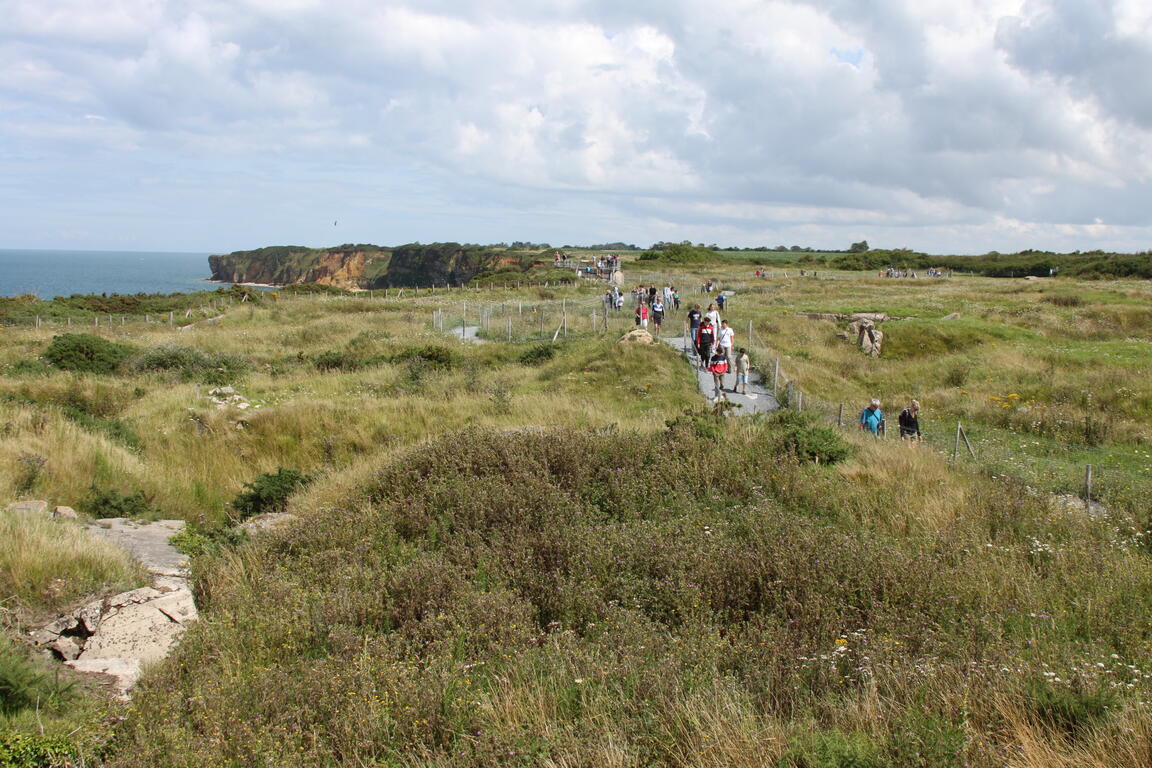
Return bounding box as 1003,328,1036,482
88,520,189,578
49,636,84,661
6,500,49,516
65,658,142,698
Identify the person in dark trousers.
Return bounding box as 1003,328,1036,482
899,400,922,441
696,318,716,370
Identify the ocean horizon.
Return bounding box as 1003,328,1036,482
0,248,218,300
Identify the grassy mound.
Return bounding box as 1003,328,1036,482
106,423,1152,767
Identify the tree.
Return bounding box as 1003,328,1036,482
849,240,870,253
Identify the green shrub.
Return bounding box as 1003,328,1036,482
42,334,135,374
763,410,852,464
313,349,364,372
83,485,156,519
1025,678,1116,736
0,636,72,717
0,732,77,768
169,523,248,558
131,346,250,383
517,343,556,366
885,710,965,767
390,345,458,369
778,730,888,768
231,467,312,520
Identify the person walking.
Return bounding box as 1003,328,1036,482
687,304,702,346
672,288,681,311
704,303,721,330
651,298,665,336
709,351,729,401
635,303,649,329
859,399,885,436
899,400,923,441
718,319,735,360
696,317,716,369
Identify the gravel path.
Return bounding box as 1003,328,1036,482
660,333,780,414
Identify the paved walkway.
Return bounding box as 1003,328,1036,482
660,334,780,414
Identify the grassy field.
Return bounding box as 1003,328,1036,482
1,267,1151,766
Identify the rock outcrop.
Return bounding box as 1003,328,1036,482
619,329,655,344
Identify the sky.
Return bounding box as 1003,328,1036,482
2,0,1151,255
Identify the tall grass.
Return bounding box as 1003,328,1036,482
0,507,144,617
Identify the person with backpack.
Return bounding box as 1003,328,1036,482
708,352,729,401
716,292,727,312
696,317,716,369
859,399,884,436
899,400,923,441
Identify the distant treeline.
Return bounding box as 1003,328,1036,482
826,249,1152,279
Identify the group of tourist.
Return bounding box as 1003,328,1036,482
859,399,923,441
685,301,749,400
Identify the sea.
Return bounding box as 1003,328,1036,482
0,249,218,300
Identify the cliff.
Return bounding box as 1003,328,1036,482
208,245,390,288
209,243,530,289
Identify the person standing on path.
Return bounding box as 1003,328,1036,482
672,288,681,311
651,298,665,336
735,348,750,395
899,400,923,441
696,318,716,369
859,399,885,436
635,303,649,329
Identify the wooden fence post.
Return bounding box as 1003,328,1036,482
1084,464,1093,506
773,358,780,394
837,403,844,427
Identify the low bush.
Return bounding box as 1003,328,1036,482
42,334,135,375
778,730,887,768
762,409,852,464
390,344,458,369
131,346,249,384
82,485,156,519
1025,678,1116,736
517,343,556,366
0,731,78,768
230,467,312,521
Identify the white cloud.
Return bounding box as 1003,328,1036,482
0,0,1150,252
